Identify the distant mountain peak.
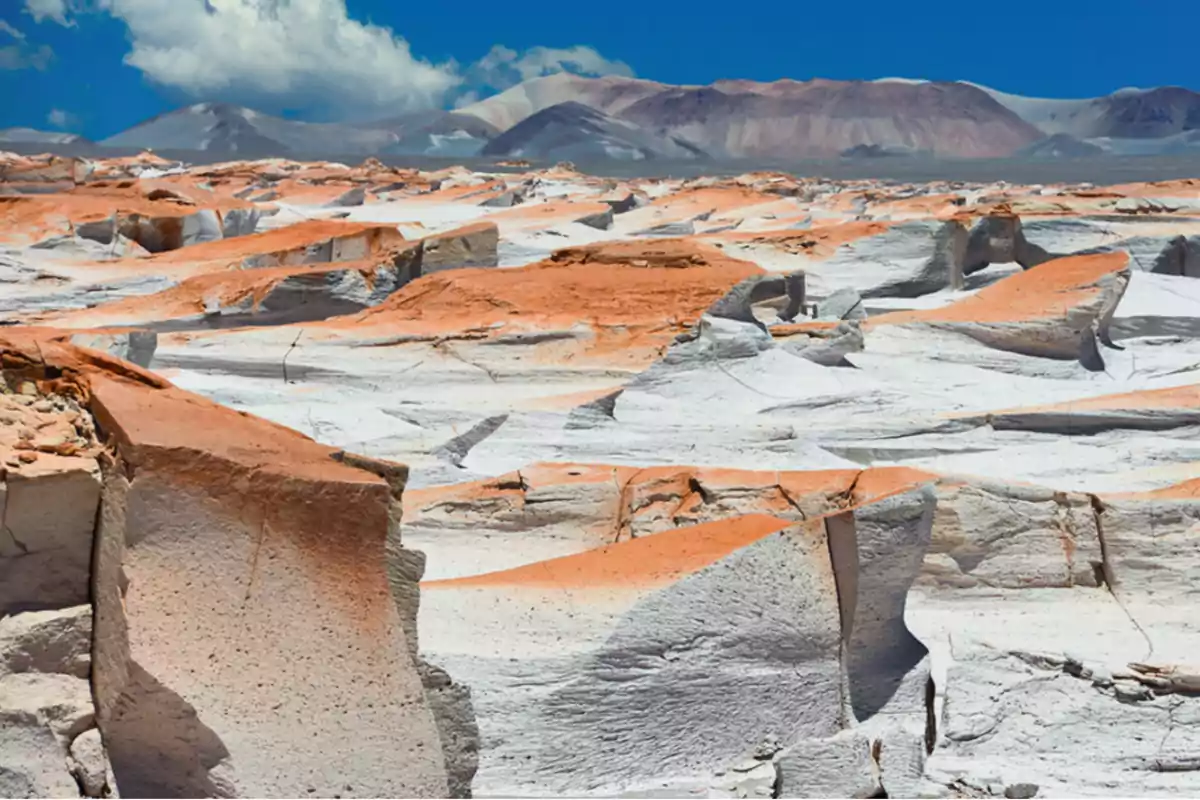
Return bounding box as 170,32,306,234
33,73,1200,163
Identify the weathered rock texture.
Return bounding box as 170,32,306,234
0,334,474,798
6,153,1200,800
963,213,1053,274
872,251,1132,361
415,466,939,797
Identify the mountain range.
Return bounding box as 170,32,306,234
4,74,1199,161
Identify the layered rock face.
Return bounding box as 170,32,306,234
4,153,1200,798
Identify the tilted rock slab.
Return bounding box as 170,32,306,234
75,209,225,254
87,375,450,798
0,333,465,798
40,222,500,332
962,213,1052,275
415,465,939,797
870,251,1132,363
801,219,967,299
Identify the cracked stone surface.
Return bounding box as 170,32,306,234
4,154,1200,797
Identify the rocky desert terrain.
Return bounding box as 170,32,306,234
2,148,1200,799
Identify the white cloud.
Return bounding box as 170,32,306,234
47,108,76,128
23,0,77,26
465,44,634,93
84,0,460,119
17,0,635,119
0,19,54,70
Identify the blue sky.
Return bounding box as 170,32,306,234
3,0,1198,140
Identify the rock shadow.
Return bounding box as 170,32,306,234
103,662,233,799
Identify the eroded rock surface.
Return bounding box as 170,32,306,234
4,153,1200,798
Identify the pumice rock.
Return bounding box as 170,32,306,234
0,333,465,798
0,604,116,799
414,466,938,797
962,212,1052,275
69,332,157,369
5,152,1200,799
870,251,1132,361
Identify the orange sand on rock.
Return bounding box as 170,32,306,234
40,221,495,329
483,200,613,231
851,466,941,505
147,218,406,264
336,238,762,362
1109,477,1200,500
88,373,371,486
1101,179,1200,199
970,384,1200,418
422,514,797,589
39,260,386,328
770,252,1129,342
621,186,787,228
420,464,940,590
0,191,239,244
709,219,892,258
416,179,507,203
871,251,1130,326
406,462,936,530
524,387,627,411
769,321,841,338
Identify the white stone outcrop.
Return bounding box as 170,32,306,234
1,389,102,616
87,375,453,798
0,606,116,799
804,219,966,299
415,468,940,797
74,210,225,254
68,333,157,370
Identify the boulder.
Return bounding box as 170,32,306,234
74,209,225,253
68,729,117,798
707,271,806,329
774,733,882,798
832,479,938,796
816,288,865,321
418,222,499,274
68,333,157,370
0,606,92,679
782,320,864,366
635,220,697,237
921,480,1103,590
238,222,407,268
253,268,393,323
870,251,1131,362
325,186,366,207
573,207,614,230
926,646,1200,797
0,455,102,615
0,604,114,798
86,373,455,798
0,720,82,798
419,514,848,797
963,214,1052,275
414,466,938,796
1149,234,1200,277
479,189,524,208
601,193,643,214
0,673,95,744
219,207,260,238
805,220,967,299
